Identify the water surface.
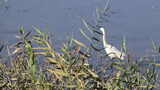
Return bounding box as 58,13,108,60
0,0,160,55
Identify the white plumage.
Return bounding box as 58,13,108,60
100,27,126,60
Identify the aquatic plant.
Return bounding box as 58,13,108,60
0,27,159,90
0,1,159,89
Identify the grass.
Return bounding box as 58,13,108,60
0,26,159,90
0,1,159,89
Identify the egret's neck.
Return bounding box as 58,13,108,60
102,31,108,47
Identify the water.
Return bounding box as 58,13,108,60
0,0,160,55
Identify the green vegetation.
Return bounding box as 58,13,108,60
0,26,159,90
0,1,159,89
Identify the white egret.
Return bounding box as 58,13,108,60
99,27,126,60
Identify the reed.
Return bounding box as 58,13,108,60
0,26,159,90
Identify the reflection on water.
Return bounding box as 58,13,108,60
0,0,160,55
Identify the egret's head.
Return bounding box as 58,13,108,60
99,27,106,35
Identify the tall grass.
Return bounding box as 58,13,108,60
0,1,159,89
0,26,159,90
